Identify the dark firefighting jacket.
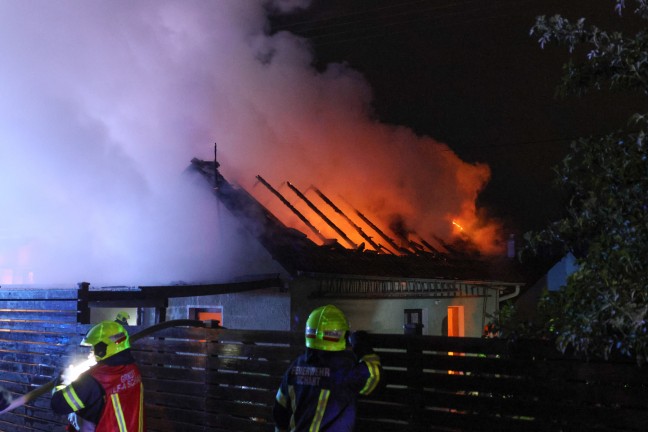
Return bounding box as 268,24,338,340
51,349,145,432
273,347,381,432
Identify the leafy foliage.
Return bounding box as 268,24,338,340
520,1,648,360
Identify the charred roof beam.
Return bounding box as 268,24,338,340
312,187,386,254
256,175,328,244
286,182,357,250
351,207,408,255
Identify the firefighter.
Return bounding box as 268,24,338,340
51,320,145,431
115,311,130,327
273,305,381,432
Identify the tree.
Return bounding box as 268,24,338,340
521,0,648,360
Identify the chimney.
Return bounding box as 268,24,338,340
507,234,515,259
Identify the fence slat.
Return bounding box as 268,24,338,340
1,293,648,432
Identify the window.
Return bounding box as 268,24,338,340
189,306,223,326
404,309,424,335
404,309,422,325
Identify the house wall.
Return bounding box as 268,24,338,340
159,274,501,337
167,287,291,330
289,277,499,338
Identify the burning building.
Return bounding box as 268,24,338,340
0,2,524,335
159,146,524,338
0,141,523,337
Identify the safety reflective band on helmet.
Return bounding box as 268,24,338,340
322,330,343,342
109,332,127,345
306,328,343,341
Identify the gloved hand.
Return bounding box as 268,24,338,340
54,371,64,386
51,371,66,394
349,330,373,359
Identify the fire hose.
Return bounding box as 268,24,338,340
0,319,209,415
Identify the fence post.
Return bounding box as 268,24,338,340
77,281,90,324
406,336,425,429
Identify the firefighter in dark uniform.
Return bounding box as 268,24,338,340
51,320,145,432
273,305,381,432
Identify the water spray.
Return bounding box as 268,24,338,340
0,387,12,412
61,355,97,386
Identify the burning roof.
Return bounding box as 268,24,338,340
189,148,523,284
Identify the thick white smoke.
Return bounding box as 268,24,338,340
0,1,497,286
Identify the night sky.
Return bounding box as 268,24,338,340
271,0,644,236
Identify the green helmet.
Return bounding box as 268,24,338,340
81,320,131,361
305,305,350,351
115,311,130,325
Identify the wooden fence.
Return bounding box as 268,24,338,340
1,288,648,431
0,287,80,431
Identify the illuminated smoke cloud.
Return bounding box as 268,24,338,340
0,0,500,286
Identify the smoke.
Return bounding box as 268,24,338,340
0,1,501,286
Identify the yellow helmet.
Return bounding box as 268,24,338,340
305,305,349,351
115,311,130,326
81,320,131,361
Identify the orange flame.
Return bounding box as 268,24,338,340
233,122,505,256
452,220,464,232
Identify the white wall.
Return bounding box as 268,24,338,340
290,278,499,338
163,277,500,337
167,287,291,330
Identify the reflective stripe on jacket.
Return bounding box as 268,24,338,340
89,363,145,432
274,348,381,432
